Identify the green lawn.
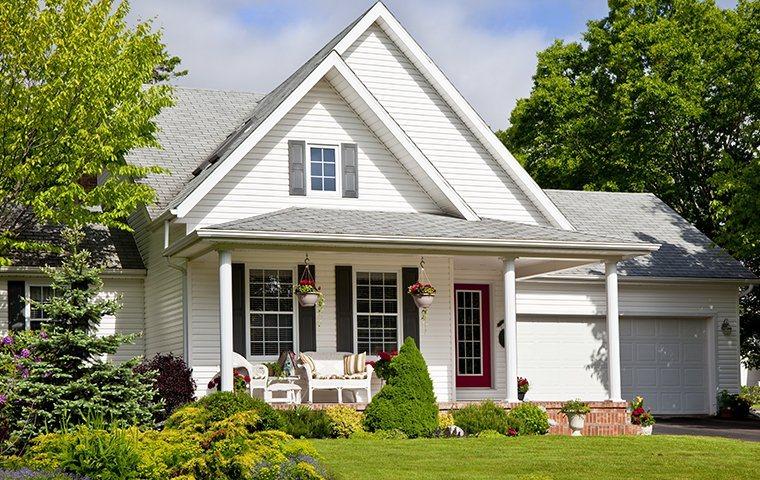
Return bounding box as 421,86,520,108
312,436,760,480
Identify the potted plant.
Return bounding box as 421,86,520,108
717,389,751,419
366,349,398,382
560,399,591,436
517,377,529,401
407,281,436,320
294,278,324,312
630,396,655,435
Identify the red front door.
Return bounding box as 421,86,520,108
454,284,492,388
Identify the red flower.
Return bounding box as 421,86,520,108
244,375,251,383
366,360,376,368
507,428,518,437
299,279,315,286
632,407,645,416
517,377,529,387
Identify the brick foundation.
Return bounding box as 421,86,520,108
278,400,642,436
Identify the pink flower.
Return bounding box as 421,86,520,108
19,348,31,358
0,394,7,406
1,335,12,346
507,428,518,437
39,331,48,339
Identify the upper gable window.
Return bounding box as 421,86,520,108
309,146,338,193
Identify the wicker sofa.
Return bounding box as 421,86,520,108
298,351,374,403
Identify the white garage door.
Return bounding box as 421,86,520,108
621,318,709,414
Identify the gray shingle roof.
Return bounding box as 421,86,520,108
204,207,652,247
7,224,144,270
545,190,755,280
127,88,266,218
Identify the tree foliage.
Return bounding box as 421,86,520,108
499,0,760,366
0,0,181,264
0,228,158,453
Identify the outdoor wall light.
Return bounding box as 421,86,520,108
721,319,733,336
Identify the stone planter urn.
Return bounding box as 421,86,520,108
297,292,320,308
413,294,435,309
567,413,586,436
641,425,653,436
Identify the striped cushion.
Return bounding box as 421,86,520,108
299,353,317,377
343,352,366,375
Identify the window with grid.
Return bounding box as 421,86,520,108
356,272,398,355
29,285,53,331
249,269,294,356
309,146,337,192
456,290,483,376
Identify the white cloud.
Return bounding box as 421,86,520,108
129,0,555,129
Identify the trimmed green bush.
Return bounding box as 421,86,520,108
507,403,550,435
475,430,504,438
362,338,438,438
195,391,282,429
278,406,332,439
452,401,522,436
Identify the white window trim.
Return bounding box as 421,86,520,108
454,288,485,377
25,283,52,331
245,264,299,362
306,143,341,197
352,267,403,356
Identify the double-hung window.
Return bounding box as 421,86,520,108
28,285,53,331
355,271,399,355
309,146,337,193
248,269,295,357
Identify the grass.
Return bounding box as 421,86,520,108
312,436,760,480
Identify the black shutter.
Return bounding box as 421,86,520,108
335,265,354,352
7,280,25,332
288,140,306,196
402,267,420,347
232,263,246,356
297,264,317,352
341,143,358,198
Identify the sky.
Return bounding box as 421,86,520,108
128,0,736,130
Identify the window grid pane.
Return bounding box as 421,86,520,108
356,272,398,355
249,269,294,356
309,147,337,192
29,286,53,331
456,290,483,376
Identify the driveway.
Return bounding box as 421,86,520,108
654,416,760,442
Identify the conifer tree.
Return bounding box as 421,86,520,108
2,228,158,451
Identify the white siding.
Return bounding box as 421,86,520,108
453,258,741,403
188,250,454,401
344,23,549,225
184,79,442,230
0,276,145,363
142,225,184,356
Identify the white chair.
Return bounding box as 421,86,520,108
230,352,268,396
299,351,374,404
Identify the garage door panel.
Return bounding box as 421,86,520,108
636,343,656,362
620,343,634,363
621,318,709,414
621,367,634,387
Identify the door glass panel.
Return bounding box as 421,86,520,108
456,290,483,376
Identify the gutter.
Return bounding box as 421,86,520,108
164,229,660,258
0,266,146,278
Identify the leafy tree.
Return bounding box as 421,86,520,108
363,337,438,437
0,228,158,452
0,0,182,264
499,0,760,366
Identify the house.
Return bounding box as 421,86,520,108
1,2,755,418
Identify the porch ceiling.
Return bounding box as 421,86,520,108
166,208,659,261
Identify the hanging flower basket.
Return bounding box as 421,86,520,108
407,281,436,321
295,279,324,312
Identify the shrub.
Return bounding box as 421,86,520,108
323,406,364,438
437,412,454,430
363,337,438,437
278,407,332,439
134,353,196,422
740,385,760,408
452,401,515,436
474,430,504,439
717,390,751,418
195,391,282,429
507,403,549,435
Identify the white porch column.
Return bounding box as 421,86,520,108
503,257,519,402
219,250,234,392
606,259,623,401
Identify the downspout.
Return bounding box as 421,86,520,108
163,220,190,362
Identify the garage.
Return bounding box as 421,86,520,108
620,317,710,414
